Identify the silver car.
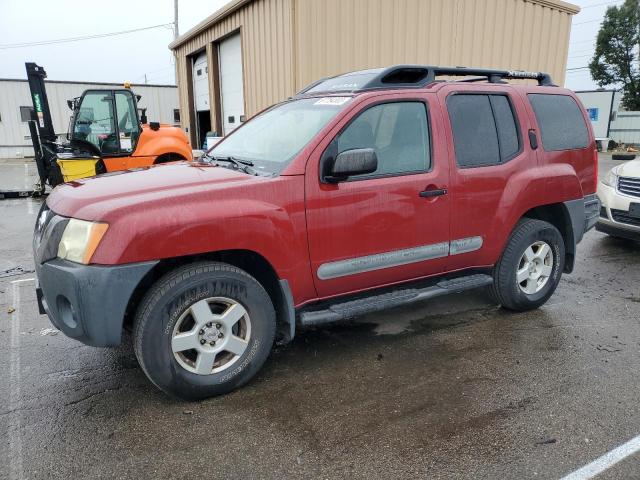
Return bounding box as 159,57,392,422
597,159,640,240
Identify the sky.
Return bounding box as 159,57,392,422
0,0,625,90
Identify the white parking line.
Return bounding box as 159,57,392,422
8,280,30,480
560,435,640,480
10,278,35,284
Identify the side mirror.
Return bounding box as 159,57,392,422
326,148,377,183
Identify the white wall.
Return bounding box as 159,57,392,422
575,90,622,139
610,112,640,146
0,79,179,159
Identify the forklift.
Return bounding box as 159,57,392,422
0,63,192,199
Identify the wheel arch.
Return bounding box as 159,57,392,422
123,249,295,344
522,202,576,273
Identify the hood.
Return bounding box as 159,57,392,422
47,161,264,221
616,159,640,178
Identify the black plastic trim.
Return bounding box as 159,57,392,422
277,279,296,344
296,65,555,96
35,258,158,346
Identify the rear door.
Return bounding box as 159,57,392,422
305,93,451,298
437,84,538,270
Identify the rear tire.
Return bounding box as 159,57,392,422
154,153,185,164
612,153,636,161
133,261,276,400
490,219,565,311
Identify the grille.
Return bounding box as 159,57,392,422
618,176,640,198
611,209,640,227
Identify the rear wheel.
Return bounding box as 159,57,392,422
133,262,276,400
490,219,565,311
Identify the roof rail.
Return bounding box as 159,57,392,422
295,65,556,96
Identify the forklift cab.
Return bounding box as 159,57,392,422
70,89,142,157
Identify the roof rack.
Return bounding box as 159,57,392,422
296,65,555,96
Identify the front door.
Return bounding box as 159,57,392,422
305,95,451,298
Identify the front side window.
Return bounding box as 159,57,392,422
210,97,350,173
336,101,430,176
447,93,521,168
72,91,116,152
528,94,589,151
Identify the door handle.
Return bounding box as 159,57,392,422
528,129,538,150
419,188,448,198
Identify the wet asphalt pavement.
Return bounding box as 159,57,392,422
1,156,639,479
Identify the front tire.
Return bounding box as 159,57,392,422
490,219,565,311
133,262,276,400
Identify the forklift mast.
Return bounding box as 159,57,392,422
25,62,57,143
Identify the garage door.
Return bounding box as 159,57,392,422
193,52,209,112
218,33,245,135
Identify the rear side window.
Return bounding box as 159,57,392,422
528,94,589,151
447,94,521,168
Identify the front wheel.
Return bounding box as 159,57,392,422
133,262,276,400
490,219,565,311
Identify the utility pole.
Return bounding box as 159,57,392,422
174,0,179,39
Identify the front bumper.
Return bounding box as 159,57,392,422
35,258,157,347
596,182,640,239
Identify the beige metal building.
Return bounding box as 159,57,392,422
169,0,580,148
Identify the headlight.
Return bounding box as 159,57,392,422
57,219,109,264
602,167,620,188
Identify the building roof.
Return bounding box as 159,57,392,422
0,78,177,88
169,0,250,50
168,0,580,50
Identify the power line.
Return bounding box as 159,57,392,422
572,0,625,26
0,23,173,50
579,0,623,10
573,18,605,26
568,53,595,59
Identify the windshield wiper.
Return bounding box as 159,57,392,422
207,155,258,175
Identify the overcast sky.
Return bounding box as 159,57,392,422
0,0,624,90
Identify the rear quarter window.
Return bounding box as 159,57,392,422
528,94,589,151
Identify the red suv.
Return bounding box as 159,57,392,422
34,66,600,399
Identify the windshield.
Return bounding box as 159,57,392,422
208,97,351,173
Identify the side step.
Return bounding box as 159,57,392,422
299,273,493,326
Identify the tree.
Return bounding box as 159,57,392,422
589,0,640,110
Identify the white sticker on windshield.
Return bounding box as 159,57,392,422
314,97,351,106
